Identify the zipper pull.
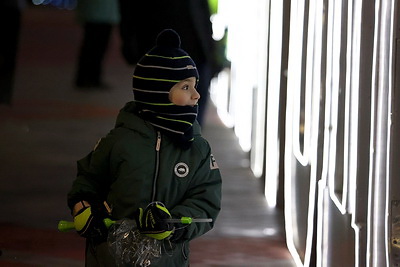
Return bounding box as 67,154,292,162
156,131,161,151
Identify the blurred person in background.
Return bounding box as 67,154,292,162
0,0,27,105
118,0,220,125
74,0,120,89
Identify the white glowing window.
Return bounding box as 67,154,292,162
210,0,272,182
324,0,349,215
285,0,325,266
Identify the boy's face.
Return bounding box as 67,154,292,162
169,77,200,106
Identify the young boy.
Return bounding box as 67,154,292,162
67,29,222,266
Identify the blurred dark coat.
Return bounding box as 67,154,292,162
119,0,216,67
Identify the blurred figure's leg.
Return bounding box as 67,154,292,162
0,6,21,104
75,22,112,89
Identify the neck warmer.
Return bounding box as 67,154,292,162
136,101,198,148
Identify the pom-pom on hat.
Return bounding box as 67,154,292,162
132,29,199,104
132,29,200,148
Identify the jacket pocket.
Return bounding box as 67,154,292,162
181,241,189,260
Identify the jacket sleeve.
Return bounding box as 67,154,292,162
67,136,115,210
170,139,222,241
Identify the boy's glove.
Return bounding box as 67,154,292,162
73,201,110,243
169,223,187,243
135,202,174,240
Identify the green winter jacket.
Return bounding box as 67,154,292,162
68,101,222,267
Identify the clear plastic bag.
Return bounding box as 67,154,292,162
107,219,162,267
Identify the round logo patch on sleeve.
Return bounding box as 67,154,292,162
174,162,189,178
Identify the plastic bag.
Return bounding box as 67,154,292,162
108,219,162,267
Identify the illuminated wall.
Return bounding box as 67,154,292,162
212,0,399,266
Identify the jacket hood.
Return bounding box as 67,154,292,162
115,101,202,137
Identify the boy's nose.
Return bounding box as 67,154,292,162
192,89,200,100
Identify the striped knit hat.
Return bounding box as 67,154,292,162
132,29,200,147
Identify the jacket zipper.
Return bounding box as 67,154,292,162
151,131,161,202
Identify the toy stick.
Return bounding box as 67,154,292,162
57,217,212,232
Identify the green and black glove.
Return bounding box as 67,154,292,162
73,200,110,243
135,202,174,240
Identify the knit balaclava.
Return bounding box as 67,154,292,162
132,29,199,147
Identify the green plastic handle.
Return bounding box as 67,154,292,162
103,218,116,228
57,220,76,232
181,217,193,224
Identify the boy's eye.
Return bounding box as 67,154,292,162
182,85,189,90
